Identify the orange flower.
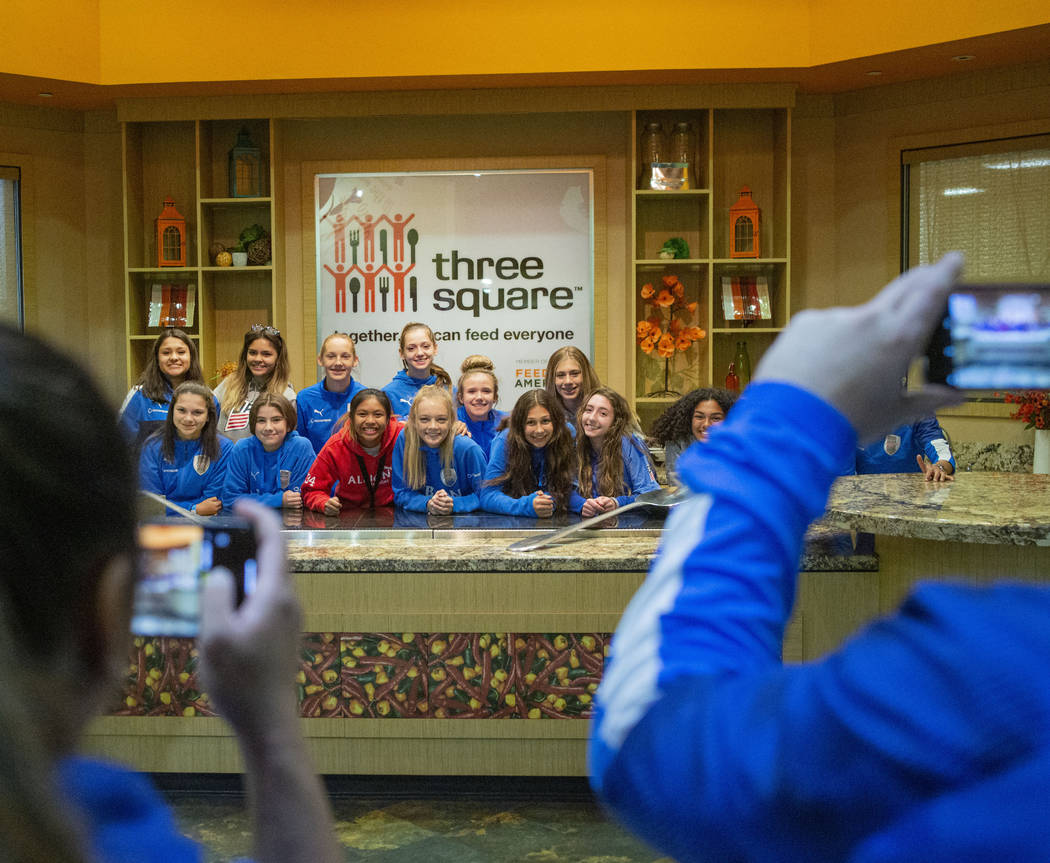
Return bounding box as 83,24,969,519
672,281,685,298
640,282,655,299
669,318,682,335
648,325,662,341
685,326,706,340
648,315,662,326
636,320,653,339
657,334,676,358
654,289,675,308
676,336,693,351
662,275,679,289
687,301,698,313
640,336,656,354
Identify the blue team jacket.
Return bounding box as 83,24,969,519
569,435,659,513
221,431,316,509
456,404,507,458
480,429,551,516
295,377,367,454
391,432,487,512
382,369,438,417
139,434,232,513
853,417,956,474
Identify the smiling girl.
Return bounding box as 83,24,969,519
382,323,452,418
481,390,575,517
301,388,405,513
571,386,659,516
543,346,601,425
222,393,315,509
214,324,296,442
651,387,738,479
456,355,507,458
392,385,487,513
296,332,368,454
139,381,232,516
120,329,212,449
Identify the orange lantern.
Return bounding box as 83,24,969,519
729,186,760,259
155,197,187,267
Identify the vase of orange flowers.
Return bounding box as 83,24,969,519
636,273,706,397
1003,391,1050,473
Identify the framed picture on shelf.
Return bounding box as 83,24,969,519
148,283,196,328
720,275,770,322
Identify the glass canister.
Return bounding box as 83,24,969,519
671,121,696,190
639,122,666,189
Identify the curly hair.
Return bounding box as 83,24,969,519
650,388,738,445
485,389,575,510
575,386,635,499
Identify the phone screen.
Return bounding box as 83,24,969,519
926,283,1050,389
132,518,257,637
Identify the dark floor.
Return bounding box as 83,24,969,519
163,775,669,863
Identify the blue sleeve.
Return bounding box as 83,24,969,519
286,437,316,491
138,438,164,495
391,434,429,511
568,486,586,514
450,438,486,513
119,389,144,439
221,442,256,509
479,435,538,517
913,417,955,468
203,439,232,502
295,397,311,450
615,437,660,506
590,382,1050,862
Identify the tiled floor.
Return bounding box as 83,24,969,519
166,777,669,863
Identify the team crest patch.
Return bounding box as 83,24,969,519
193,454,211,475
882,434,901,456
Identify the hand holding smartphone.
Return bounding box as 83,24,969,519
132,517,257,637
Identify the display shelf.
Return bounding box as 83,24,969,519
122,118,277,387
630,106,791,423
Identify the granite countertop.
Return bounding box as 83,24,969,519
283,509,874,573
823,472,1050,545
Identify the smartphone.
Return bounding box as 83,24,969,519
925,283,1050,389
132,517,257,637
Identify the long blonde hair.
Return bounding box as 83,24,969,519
401,385,455,489
220,326,292,414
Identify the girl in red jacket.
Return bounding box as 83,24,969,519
302,388,404,513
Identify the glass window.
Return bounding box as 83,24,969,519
0,165,23,330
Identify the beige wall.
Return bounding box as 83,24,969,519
6,59,1050,438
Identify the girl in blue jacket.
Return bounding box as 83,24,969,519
455,355,507,458
392,385,487,513
120,328,212,450
296,331,368,454
571,386,659,516
139,381,232,516
222,393,316,510
481,390,575,517
382,322,453,418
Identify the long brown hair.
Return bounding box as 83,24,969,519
398,322,451,390
575,386,634,498
485,389,575,510
136,328,204,402
401,385,455,489
159,381,221,463
220,325,292,414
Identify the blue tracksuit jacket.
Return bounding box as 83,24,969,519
480,429,552,516
382,369,438,417
456,404,507,458
221,431,315,509
391,432,487,512
139,434,232,514
854,417,955,474
589,381,1050,862
569,435,659,513
295,377,367,454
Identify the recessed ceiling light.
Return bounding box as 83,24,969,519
866,70,883,77
38,92,53,98
952,55,975,62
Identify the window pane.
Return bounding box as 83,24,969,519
0,166,22,329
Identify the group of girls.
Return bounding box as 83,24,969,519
124,319,669,519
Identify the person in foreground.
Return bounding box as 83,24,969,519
589,253,1050,862
0,324,339,863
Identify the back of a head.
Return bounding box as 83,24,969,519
0,325,137,662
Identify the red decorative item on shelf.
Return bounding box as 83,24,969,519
155,197,187,267
729,186,760,259
725,362,739,392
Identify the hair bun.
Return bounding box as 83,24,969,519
460,354,495,374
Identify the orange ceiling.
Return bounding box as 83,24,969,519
2,1,1050,111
